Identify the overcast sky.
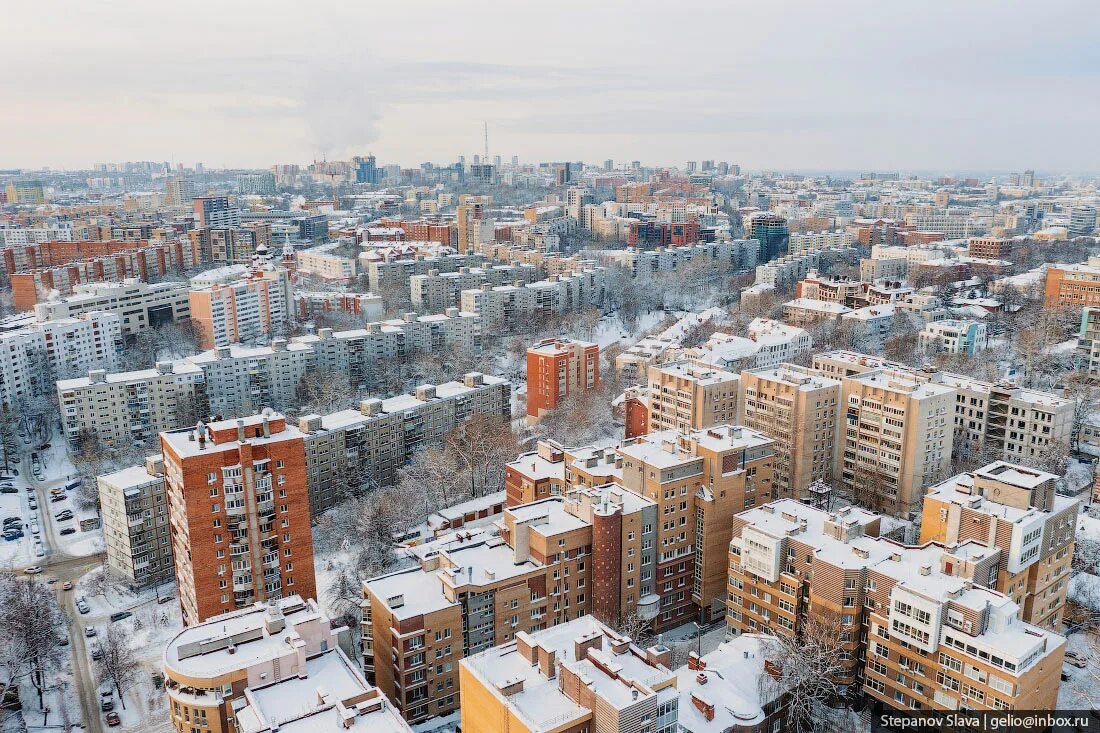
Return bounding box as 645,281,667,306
5,0,1098,172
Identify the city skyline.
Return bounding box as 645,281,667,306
5,0,1099,171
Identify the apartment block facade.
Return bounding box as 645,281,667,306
647,361,740,433
459,616,679,733
363,486,653,724
98,454,174,588
458,268,607,331
740,364,840,501
921,462,1078,629
189,267,292,349
33,279,191,335
409,263,539,310
160,413,317,625
617,426,775,626
298,373,510,513
58,361,206,449
812,351,1072,468
837,368,954,518
728,499,1065,712
366,252,485,293
525,338,599,419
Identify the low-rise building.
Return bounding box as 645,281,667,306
163,596,409,733
459,616,678,733
919,319,989,355
782,298,852,327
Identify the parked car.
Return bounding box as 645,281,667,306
100,697,113,712
27,500,36,510
104,712,120,727
84,626,96,638
109,611,132,623
76,600,90,614
59,527,76,536
33,545,44,558
158,595,174,605
3,517,21,526
90,646,103,661
57,635,69,647
23,566,42,575
49,488,64,496
62,581,73,591
1069,659,1087,669
1062,671,1072,682
50,495,66,503
0,487,16,494
3,531,24,541
1065,650,1083,661
55,510,73,521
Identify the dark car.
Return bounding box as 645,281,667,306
50,495,67,503
59,528,76,536
0,487,17,495
105,711,120,726
109,611,132,623
91,646,103,661
100,697,113,712
3,531,24,541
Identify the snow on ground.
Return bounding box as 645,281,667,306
0,483,35,568
1062,458,1095,496
414,710,460,733
1056,629,1100,709
20,644,83,731
74,569,180,731
1079,513,1100,543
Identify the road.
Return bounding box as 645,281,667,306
18,447,106,733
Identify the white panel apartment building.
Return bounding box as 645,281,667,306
409,264,539,310
297,372,510,513
0,311,124,407
98,454,174,588
787,231,855,256
57,361,206,449
58,308,489,447
366,253,485,292
611,239,760,278
33,279,191,336
459,268,606,330
296,245,357,281
188,341,314,418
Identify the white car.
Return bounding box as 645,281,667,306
23,566,42,575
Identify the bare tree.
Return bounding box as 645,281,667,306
0,576,66,709
0,406,19,474
1065,373,1100,452
95,624,141,710
296,367,355,416
760,613,851,733
443,414,520,498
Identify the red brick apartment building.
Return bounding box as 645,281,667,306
525,337,599,419
160,413,316,625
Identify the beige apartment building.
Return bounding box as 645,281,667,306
617,426,775,626
647,360,740,433
813,350,1072,466
504,426,776,628
362,486,655,724
459,616,679,733
98,454,174,588
921,462,1078,629
740,364,840,501
839,368,954,518
728,499,1065,712
504,440,625,505
163,596,410,733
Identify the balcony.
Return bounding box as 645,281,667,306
637,593,661,620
